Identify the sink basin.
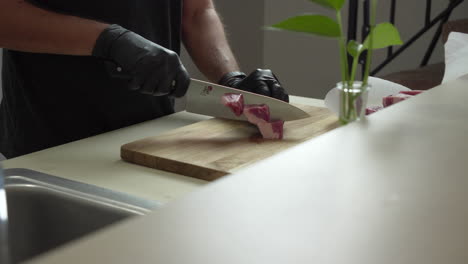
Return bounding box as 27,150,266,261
3,168,159,264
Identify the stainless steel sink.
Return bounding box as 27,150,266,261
3,168,159,264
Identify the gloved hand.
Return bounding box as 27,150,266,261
92,24,190,97
218,69,289,102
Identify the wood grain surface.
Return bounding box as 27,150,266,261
121,104,339,181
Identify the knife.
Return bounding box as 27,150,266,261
185,79,310,122
104,62,309,121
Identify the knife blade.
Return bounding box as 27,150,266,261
185,79,310,121
103,62,310,121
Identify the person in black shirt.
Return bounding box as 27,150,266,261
0,0,289,158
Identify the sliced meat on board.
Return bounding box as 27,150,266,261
221,93,245,116
257,120,285,140
221,93,285,140
244,104,284,140
243,104,270,125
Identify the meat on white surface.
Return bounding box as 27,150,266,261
381,90,425,107
221,93,245,116
382,93,414,107
399,90,424,96
365,105,383,115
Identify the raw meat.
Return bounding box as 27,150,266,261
257,120,285,140
243,104,284,140
399,90,424,96
365,106,383,115
221,93,244,116
243,104,270,125
369,90,424,116
222,99,285,140
382,93,413,107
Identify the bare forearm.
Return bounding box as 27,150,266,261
182,8,240,83
0,0,108,55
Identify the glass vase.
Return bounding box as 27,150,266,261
337,81,370,125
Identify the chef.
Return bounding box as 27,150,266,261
0,0,289,158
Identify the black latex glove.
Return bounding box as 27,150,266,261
218,69,289,102
92,24,190,97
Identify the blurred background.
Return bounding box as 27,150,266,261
183,0,468,99
1,0,467,104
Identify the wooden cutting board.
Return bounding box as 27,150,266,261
121,104,339,181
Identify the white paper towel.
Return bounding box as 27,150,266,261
442,32,468,84
324,77,410,114
324,32,468,114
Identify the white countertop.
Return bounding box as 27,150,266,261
3,96,324,203
23,75,468,264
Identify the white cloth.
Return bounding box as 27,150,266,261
442,32,468,84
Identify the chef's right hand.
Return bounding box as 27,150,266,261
92,24,190,98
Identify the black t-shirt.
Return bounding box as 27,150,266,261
0,0,182,158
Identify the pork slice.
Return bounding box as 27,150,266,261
243,104,270,125
399,90,424,96
243,104,285,140
221,93,244,116
382,93,413,107
257,120,284,140
365,106,383,115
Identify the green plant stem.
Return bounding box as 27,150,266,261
340,89,358,125
363,0,377,85
340,83,366,125
349,55,360,83
336,10,349,84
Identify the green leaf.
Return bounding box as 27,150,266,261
363,22,403,50
269,15,340,38
308,0,346,11
347,40,365,58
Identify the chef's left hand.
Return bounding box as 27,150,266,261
218,69,289,102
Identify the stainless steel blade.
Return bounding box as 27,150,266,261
185,79,310,121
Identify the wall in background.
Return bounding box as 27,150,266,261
264,0,468,99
